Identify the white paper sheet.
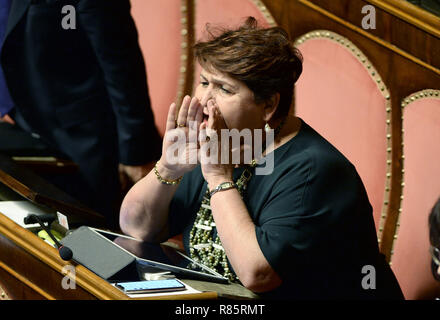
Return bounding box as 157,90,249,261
0,200,55,228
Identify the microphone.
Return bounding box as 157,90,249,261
24,213,73,261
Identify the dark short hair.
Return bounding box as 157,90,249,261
193,16,303,120
429,197,440,248
429,198,440,281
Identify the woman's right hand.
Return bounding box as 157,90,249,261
158,95,203,180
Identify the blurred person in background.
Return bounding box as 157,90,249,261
0,0,162,229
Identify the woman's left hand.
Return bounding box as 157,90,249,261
199,100,234,189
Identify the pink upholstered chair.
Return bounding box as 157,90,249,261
390,90,440,299
130,0,184,136
294,31,391,241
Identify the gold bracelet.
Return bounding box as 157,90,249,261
153,161,183,185
209,181,237,197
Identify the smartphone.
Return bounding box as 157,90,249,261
115,279,186,294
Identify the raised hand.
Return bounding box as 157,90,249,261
199,100,234,188
158,95,203,180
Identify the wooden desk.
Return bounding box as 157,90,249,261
0,156,217,300
0,154,258,300
0,209,217,300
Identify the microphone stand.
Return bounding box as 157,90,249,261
24,213,73,261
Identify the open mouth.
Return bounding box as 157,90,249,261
202,109,209,124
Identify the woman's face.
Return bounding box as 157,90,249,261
194,67,266,131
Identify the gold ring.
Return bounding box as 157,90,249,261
177,123,186,128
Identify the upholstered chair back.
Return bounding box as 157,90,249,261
390,90,440,299
130,0,183,136
294,31,391,239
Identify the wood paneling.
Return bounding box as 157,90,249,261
305,0,440,68
0,211,217,300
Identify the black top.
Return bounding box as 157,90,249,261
169,119,403,299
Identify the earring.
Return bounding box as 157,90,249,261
264,122,271,133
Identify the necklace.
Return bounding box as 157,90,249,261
188,117,286,282
188,165,254,282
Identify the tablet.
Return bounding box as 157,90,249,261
90,228,229,284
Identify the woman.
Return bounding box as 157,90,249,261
120,17,403,299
